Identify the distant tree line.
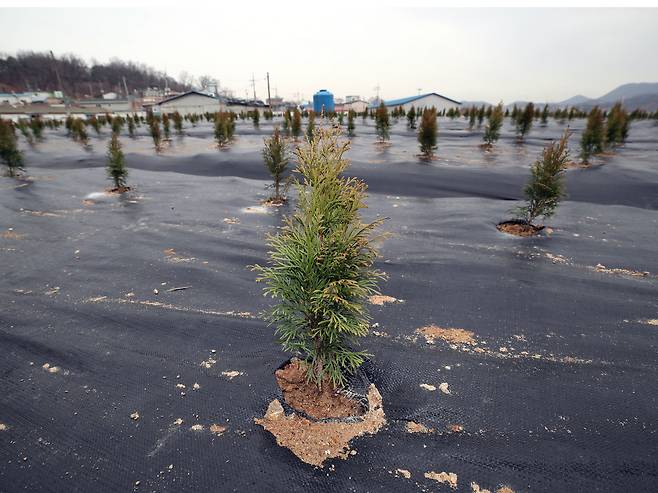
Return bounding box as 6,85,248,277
0,51,191,96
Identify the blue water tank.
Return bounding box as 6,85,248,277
313,89,334,114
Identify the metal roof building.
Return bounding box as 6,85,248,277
371,92,461,112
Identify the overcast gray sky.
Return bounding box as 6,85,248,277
1,6,657,103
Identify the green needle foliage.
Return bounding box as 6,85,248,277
606,102,629,147
127,115,136,138
89,115,101,135
17,120,33,145
253,128,386,389
71,118,89,146
347,110,356,137
283,110,291,137
306,111,315,141
291,108,302,140
252,109,260,129
540,104,549,126
172,111,183,135
516,102,534,140
418,108,437,158
149,117,162,150
111,116,124,135
0,120,24,176
407,106,417,129
162,113,171,139
375,102,390,142
515,130,570,225
214,111,235,148
106,133,128,190
580,106,605,163
483,103,504,146
262,127,289,202
30,117,44,141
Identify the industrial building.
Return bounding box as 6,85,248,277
372,92,461,112
146,90,221,115
146,90,269,115
313,89,334,113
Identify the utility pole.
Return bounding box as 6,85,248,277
50,50,68,114
374,83,381,101
266,72,271,110
250,73,257,101
122,76,129,98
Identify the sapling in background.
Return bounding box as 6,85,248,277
291,108,302,140
580,106,605,163
540,104,549,126
214,111,235,148
262,127,289,203
16,120,34,145
516,102,534,141
162,113,171,140
418,108,437,159
149,116,162,151
515,130,570,226
483,103,504,147
253,128,386,389
106,133,128,192
347,110,356,137
127,115,136,138
306,111,315,141
606,102,629,147
111,115,124,135
172,111,183,135
375,102,390,142
252,109,260,129
89,115,101,135
0,120,24,177
29,116,44,141
406,106,417,129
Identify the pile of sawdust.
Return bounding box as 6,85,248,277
368,295,401,306
163,248,196,263
593,263,649,278
209,424,227,435
496,221,543,237
416,325,476,345
406,421,433,434
255,384,386,467
644,319,658,326
275,359,364,419
424,471,458,489
1,230,25,240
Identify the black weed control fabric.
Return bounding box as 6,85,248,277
1,118,657,492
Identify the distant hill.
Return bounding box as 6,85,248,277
557,94,592,106
597,82,658,103
0,51,191,97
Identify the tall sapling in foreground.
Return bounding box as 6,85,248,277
253,128,386,389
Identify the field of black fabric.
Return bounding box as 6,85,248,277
1,117,657,492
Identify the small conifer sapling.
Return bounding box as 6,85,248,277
253,128,386,389
262,127,289,203
106,133,128,192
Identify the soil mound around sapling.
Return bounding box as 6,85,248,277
108,186,131,194
255,383,386,467
275,359,365,420
496,220,544,237
262,197,286,206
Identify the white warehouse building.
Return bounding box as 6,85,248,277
147,90,221,115
373,92,461,112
